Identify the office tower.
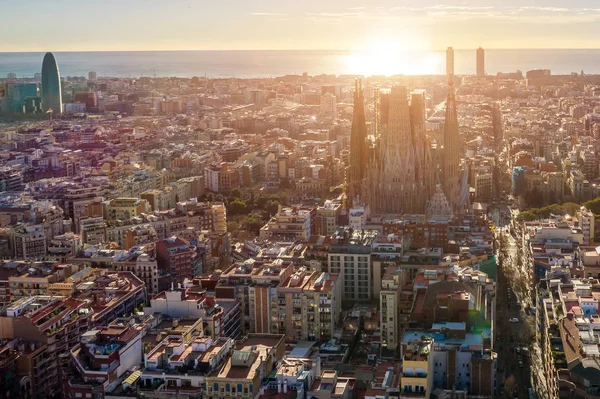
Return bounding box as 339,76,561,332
41,52,62,114
446,47,454,77
6,83,38,113
442,81,461,208
347,79,368,204
476,47,485,77
88,71,97,81
363,87,434,214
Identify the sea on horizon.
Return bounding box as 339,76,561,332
0,49,597,79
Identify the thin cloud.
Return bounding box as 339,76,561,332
390,6,424,11
517,7,570,12
306,12,362,17
425,5,495,10
250,12,288,16
429,10,497,16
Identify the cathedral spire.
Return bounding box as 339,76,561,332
348,78,368,205
442,79,460,209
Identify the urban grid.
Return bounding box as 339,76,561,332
0,41,599,399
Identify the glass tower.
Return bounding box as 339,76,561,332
41,52,62,114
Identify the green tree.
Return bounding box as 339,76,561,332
242,214,264,233
231,189,242,199
227,221,240,232
256,196,271,209
562,202,581,216
583,197,600,214
265,199,280,216
228,199,248,215
280,192,289,205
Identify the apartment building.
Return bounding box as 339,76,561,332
327,228,378,301
248,261,294,334
107,198,149,221
400,335,434,398
156,236,200,285
112,248,160,294
0,296,93,398
65,324,144,398
259,206,314,241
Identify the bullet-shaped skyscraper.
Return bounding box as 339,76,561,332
446,47,454,77
476,47,485,77
41,52,62,114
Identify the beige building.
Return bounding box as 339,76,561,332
80,217,107,244
315,200,342,236
276,269,342,342
380,266,404,352
249,261,294,334
259,206,313,241
577,206,595,246
204,334,285,399
141,188,177,211
107,198,149,220
112,250,159,294
400,337,434,398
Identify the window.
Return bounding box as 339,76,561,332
214,383,219,391
226,384,230,392
238,384,243,393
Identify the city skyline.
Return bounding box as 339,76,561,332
3,1,600,52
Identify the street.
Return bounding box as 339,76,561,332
492,205,548,399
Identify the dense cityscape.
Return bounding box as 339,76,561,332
0,43,599,399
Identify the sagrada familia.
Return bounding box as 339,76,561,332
347,79,464,215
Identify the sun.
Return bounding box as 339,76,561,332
343,39,441,76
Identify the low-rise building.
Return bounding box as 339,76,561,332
260,206,314,241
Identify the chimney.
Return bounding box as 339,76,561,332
284,380,288,393
278,381,282,393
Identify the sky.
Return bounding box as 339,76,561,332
2,0,600,52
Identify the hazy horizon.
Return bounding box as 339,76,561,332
4,47,600,53
4,0,600,52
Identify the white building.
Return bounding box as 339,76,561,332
320,93,337,118
577,206,595,246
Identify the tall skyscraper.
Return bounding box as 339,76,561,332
41,52,62,114
476,47,485,77
363,87,434,214
442,80,461,208
348,79,368,203
446,47,454,77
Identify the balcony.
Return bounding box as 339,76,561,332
402,372,427,378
